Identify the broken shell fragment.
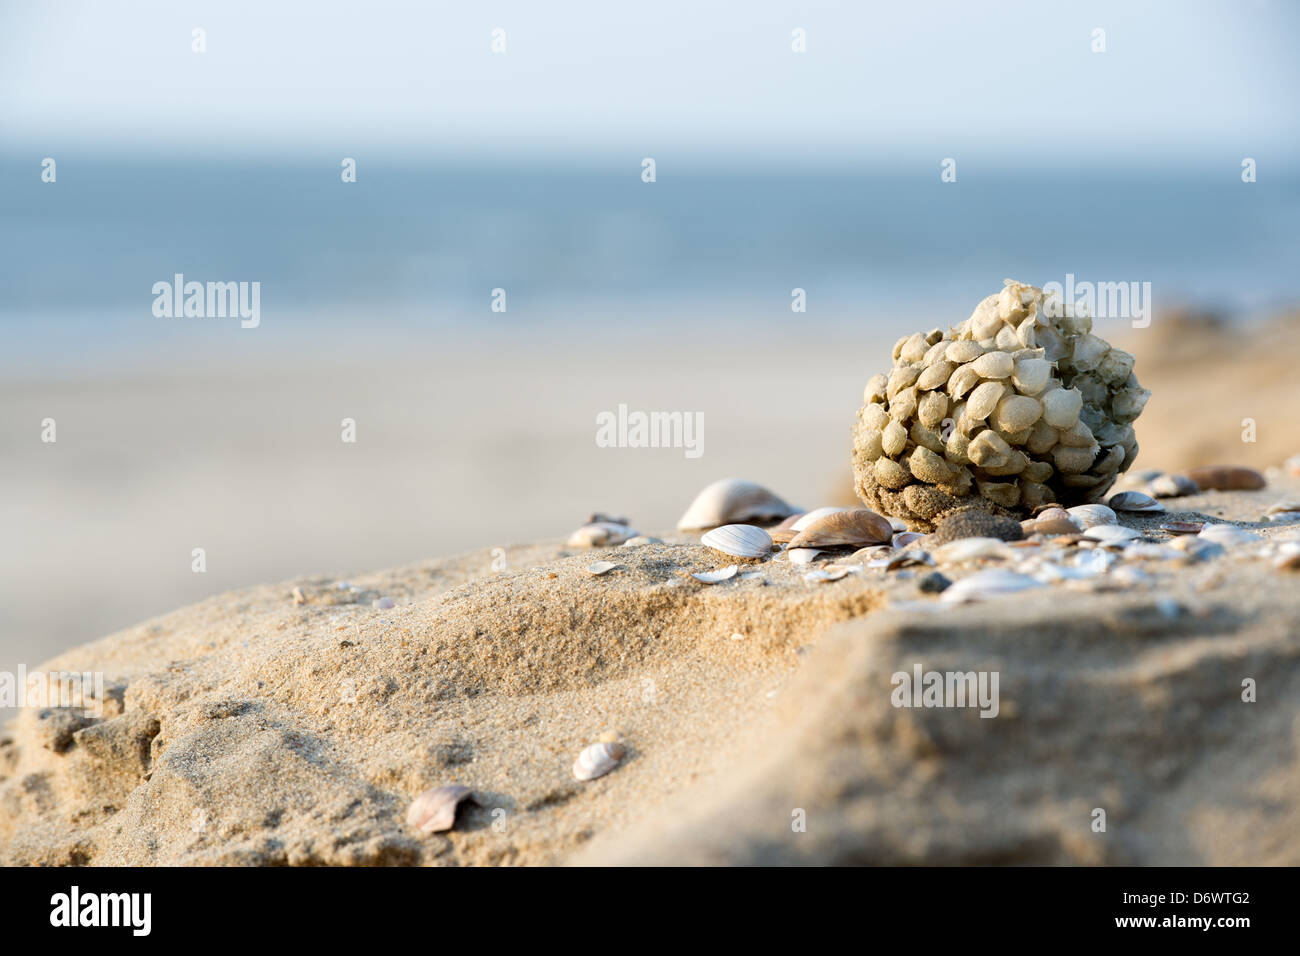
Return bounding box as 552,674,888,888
406,785,474,834
700,524,773,558
787,548,824,565
676,478,797,530
787,509,893,549
1185,466,1266,492
690,565,739,584
573,742,626,781
1160,521,1204,535
586,561,619,576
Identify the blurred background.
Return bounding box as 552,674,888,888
2,0,1299,685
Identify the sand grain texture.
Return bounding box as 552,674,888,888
5,477,1300,865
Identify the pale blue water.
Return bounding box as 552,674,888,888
3,155,1298,371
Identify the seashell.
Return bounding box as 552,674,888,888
934,536,1012,564
888,517,910,532
690,565,739,584
1106,491,1165,513
406,785,474,833
1264,499,1300,516
787,548,823,565
568,521,637,547
1185,466,1265,492
676,478,797,530
804,567,851,582
941,569,1044,603
573,742,626,781
892,531,925,548
1033,516,1083,536
768,528,799,544
773,513,805,531
1197,524,1262,547
700,524,773,558
1083,525,1141,547
620,535,662,547
1147,473,1198,498
373,597,396,610
1266,511,1300,524
787,509,894,549
292,586,308,605
1067,504,1117,529
791,507,849,531
1160,521,1204,535
586,561,619,575
886,549,934,570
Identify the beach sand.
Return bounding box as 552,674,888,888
3,310,1299,865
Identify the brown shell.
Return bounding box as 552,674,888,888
1186,466,1266,491
786,508,894,549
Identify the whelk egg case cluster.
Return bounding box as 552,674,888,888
853,280,1151,530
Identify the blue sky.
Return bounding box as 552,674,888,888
3,0,1297,167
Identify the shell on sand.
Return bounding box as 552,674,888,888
791,507,850,532
587,561,619,575
676,479,797,530
1083,525,1142,547
787,509,893,549
568,522,637,547
573,742,626,781
406,785,474,833
934,536,1013,565
700,524,773,558
1067,504,1117,529
691,565,738,584
940,569,1044,604
1147,473,1199,498
1197,524,1262,547
804,566,855,583
787,548,823,565
1186,466,1266,491
1106,491,1165,513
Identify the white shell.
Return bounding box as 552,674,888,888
573,742,626,781
676,479,797,530
1197,524,1261,547
691,565,739,584
700,524,772,558
791,507,849,532
941,569,1044,603
892,531,925,548
568,521,637,547
1083,525,1142,546
406,785,473,833
1147,473,1199,498
1106,491,1165,513
934,537,1012,565
587,561,619,575
620,535,662,547
787,548,823,565
804,566,855,582
1067,504,1118,529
